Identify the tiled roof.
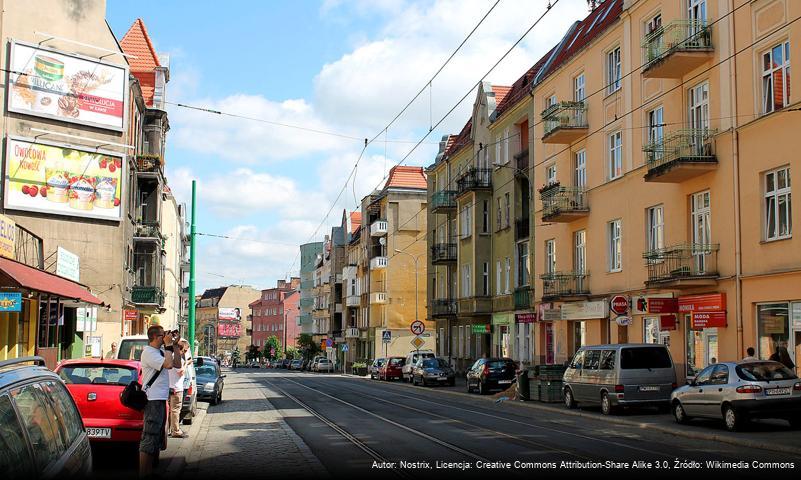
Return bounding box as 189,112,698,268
494,46,555,120
492,85,512,106
349,211,362,234
385,166,427,190
120,19,160,106
201,287,227,300
443,119,473,158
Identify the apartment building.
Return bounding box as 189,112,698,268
248,278,300,352
194,285,259,358
299,242,324,335
344,214,367,363
311,238,331,341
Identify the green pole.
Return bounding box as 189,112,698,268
188,180,197,357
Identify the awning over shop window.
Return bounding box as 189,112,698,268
0,256,103,305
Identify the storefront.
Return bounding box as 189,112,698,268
535,301,608,366
678,293,728,379
491,313,513,358
515,313,535,366
756,301,801,376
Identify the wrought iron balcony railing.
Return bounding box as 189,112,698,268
514,148,529,173
431,299,457,317
431,190,457,212
431,243,457,263
643,128,716,181
541,272,589,300
541,101,588,140
642,20,713,69
132,286,165,306
514,286,531,309
456,167,492,195
541,186,589,221
643,243,719,285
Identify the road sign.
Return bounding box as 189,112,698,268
341,344,349,353
411,336,425,350
410,320,425,336
610,295,629,315
382,330,392,343
326,338,334,348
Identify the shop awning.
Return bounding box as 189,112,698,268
0,257,104,305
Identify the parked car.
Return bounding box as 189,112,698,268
181,358,198,425
412,357,455,386
402,351,436,382
55,358,144,445
671,360,801,432
116,335,149,361
370,358,387,379
310,356,326,372
195,358,225,405
290,359,304,370
316,359,334,373
378,357,405,381
466,358,517,395
0,356,92,478
281,359,291,369
196,356,219,367
563,344,677,415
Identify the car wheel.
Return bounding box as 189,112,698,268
601,392,615,415
467,381,473,393
210,393,218,406
788,417,801,429
723,404,745,432
218,391,223,404
673,401,690,424
478,381,487,395
564,388,576,409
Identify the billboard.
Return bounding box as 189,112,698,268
218,322,241,338
218,308,241,321
8,41,128,131
0,214,15,259
4,137,125,221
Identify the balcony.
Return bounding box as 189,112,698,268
431,243,456,264
541,186,589,222
642,20,713,79
431,299,457,318
136,154,162,174
346,295,361,307
455,168,492,197
514,218,530,241
514,286,531,310
370,256,388,270
644,129,717,182
134,222,163,242
370,220,388,237
493,294,513,312
180,259,190,272
131,286,165,306
644,243,719,288
458,296,492,316
514,148,529,173
541,101,588,144
370,292,388,305
431,190,457,213
335,303,343,314
541,272,590,301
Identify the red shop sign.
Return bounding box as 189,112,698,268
679,293,726,313
691,311,727,330
610,295,629,315
123,310,138,322
516,313,536,324
659,314,677,331
649,298,678,314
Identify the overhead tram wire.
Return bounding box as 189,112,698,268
392,0,789,256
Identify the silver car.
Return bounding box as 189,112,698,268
671,361,801,432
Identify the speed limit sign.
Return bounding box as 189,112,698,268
410,320,425,336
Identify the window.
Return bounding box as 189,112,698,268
461,264,471,298
503,127,510,164
496,261,502,295
517,242,529,287
574,230,586,274
546,94,557,109
12,382,66,471
458,326,465,358
495,135,501,165
574,73,585,102
762,42,790,114
620,347,672,369
496,198,502,231
765,167,792,240
689,82,709,131
608,219,622,271
504,257,511,294
599,350,616,370
691,190,711,272
546,164,557,185
757,302,797,361
574,150,586,188
0,394,34,477
482,200,489,233
646,13,662,34
647,205,665,252
647,106,664,153
504,193,511,227
460,204,472,238
608,131,623,180
545,239,556,274
585,350,601,370
688,0,707,23
644,317,660,344
482,263,489,296
606,47,621,94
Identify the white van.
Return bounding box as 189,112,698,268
117,335,149,361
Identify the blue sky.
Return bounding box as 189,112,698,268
106,0,587,291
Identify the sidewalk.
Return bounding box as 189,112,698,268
164,370,328,478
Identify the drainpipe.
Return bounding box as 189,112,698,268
728,0,744,358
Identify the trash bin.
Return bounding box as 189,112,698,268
516,369,530,401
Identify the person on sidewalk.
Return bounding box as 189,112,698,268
168,341,187,439
139,325,175,478
742,347,758,362
104,342,117,359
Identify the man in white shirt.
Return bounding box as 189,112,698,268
139,325,176,477
168,341,187,438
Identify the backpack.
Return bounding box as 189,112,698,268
120,363,163,411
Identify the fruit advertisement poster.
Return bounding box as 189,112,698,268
8,41,128,131
4,137,125,221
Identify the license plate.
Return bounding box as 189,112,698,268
438,377,448,381
765,387,791,396
639,386,659,392
499,380,512,384
86,427,111,439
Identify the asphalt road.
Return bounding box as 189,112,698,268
253,369,800,479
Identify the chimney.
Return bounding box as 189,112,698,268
277,279,287,289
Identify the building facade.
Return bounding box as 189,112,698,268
249,278,299,352
194,285,259,358
299,242,324,335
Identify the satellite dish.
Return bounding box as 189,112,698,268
379,238,386,246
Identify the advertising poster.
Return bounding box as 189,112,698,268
4,138,124,221
8,41,127,131
56,246,80,281
218,307,241,321
0,214,16,259
218,322,241,338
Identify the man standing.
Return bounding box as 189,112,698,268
743,347,758,361
168,341,187,438
139,325,175,477
104,342,117,359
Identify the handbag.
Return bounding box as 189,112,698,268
120,364,163,411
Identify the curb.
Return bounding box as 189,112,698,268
352,375,801,457
163,404,208,476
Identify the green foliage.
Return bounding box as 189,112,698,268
352,362,367,369
265,336,282,360
285,346,300,360
296,334,321,359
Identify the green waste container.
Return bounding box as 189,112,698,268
516,369,530,400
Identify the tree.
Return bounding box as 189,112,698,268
246,345,260,362
296,334,321,360
265,336,282,360
285,346,300,360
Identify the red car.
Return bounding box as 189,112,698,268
55,359,145,443
378,357,406,381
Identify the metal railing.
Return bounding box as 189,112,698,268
431,190,457,210
644,128,716,172
515,217,530,240
136,155,162,173
541,186,588,219
643,20,713,67
134,222,163,240
431,243,457,263
643,243,719,283
541,101,588,138
514,148,529,172
456,167,492,195
431,299,457,316
541,272,589,299
514,286,531,309
131,286,165,305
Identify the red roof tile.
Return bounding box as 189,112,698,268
349,211,362,234
443,119,473,158
494,46,555,120
385,166,427,190
492,85,512,106
120,19,161,106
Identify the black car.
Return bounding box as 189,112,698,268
195,358,225,405
0,357,92,478
466,358,518,395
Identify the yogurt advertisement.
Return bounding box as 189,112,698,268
4,138,124,221
8,41,128,131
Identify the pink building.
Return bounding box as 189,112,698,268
249,278,299,353
283,291,300,349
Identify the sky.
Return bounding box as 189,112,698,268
106,0,590,292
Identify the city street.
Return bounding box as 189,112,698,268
155,369,800,478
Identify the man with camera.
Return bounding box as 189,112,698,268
168,340,188,438
139,325,180,477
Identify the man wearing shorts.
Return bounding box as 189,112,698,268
139,325,175,477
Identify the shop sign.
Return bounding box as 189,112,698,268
561,301,608,320
218,308,241,321
633,295,677,314
659,314,677,331
492,313,512,325
123,309,138,322
542,308,562,322
8,41,128,131
691,311,727,330
515,313,536,324
56,247,80,282
472,324,491,334
615,316,632,327
609,295,629,315
0,214,16,259
537,302,553,321
76,307,97,332
0,292,22,312
633,294,673,314
5,138,125,222
679,293,726,313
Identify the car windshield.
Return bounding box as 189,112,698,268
422,359,439,368
59,365,138,385
118,340,148,361
488,360,514,369
620,347,672,369
389,358,404,366
195,365,218,378
736,362,797,381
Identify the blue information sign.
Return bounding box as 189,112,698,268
0,292,22,312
